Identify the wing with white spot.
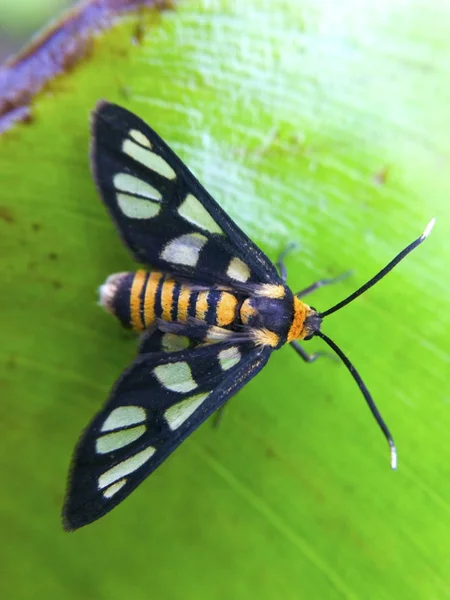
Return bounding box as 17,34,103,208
137,329,196,354
91,102,282,286
62,342,271,530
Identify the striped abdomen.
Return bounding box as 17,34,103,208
100,270,239,331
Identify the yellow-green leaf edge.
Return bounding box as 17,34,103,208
0,1,449,599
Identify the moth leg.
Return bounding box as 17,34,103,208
290,340,337,363
211,401,231,429
289,340,323,362
276,242,299,282
295,271,352,298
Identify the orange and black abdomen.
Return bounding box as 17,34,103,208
100,270,239,331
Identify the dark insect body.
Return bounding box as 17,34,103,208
62,101,434,531
101,268,314,348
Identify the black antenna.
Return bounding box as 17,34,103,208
317,331,397,469
319,218,435,318
315,219,435,469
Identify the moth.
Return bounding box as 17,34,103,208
62,101,434,531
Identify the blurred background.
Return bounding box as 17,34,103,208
0,0,72,61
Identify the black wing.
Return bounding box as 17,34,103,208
63,342,271,531
91,101,281,287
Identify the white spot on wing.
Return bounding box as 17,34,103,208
177,194,223,234
227,257,250,282
161,233,207,267
101,406,146,432
165,392,210,430
122,139,176,179
129,129,152,147
103,478,127,498
98,446,156,489
162,333,190,352
153,362,197,393
218,346,241,371
113,173,162,201
96,425,146,454
117,193,161,219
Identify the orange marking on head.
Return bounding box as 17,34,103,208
177,286,191,322
195,291,209,321
253,328,280,348
255,284,286,299
216,292,238,326
287,296,308,342
240,299,257,325
143,271,163,329
130,270,148,331
161,279,176,321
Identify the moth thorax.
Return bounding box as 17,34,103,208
99,271,136,329
240,296,296,345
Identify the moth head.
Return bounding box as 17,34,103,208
301,306,322,340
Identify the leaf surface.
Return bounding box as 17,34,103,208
0,1,449,599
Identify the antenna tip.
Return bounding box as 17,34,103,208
422,217,436,240
389,439,398,470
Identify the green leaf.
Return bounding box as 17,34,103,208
1,1,449,599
